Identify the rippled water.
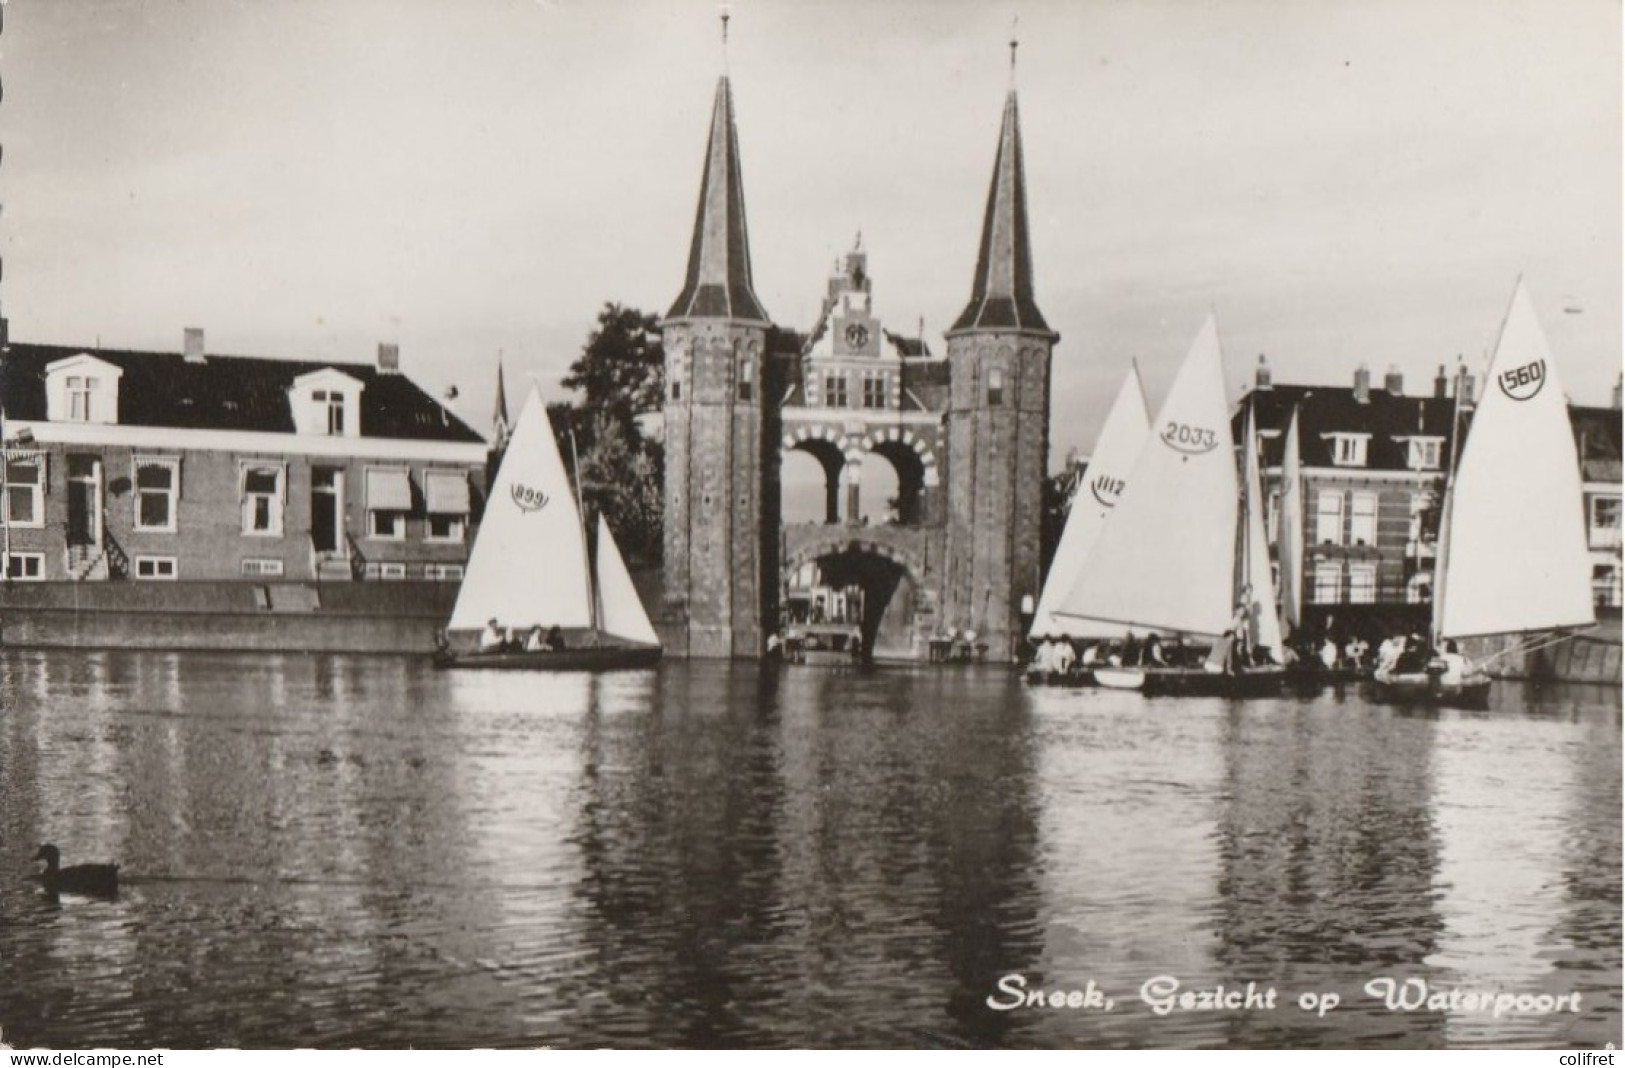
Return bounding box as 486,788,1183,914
0,650,1617,1049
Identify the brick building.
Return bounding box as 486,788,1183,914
658,72,1055,660
0,332,488,646
1239,360,1622,617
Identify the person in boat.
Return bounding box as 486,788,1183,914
1319,636,1338,670
1144,633,1168,666
480,618,505,653
545,625,566,651
1053,638,1077,677
523,625,547,652
1080,642,1100,669
1394,633,1430,675
1433,639,1470,685
1376,635,1403,673
1345,635,1369,671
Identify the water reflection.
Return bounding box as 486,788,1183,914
0,652,1616,1049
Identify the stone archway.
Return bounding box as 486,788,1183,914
784,537,929,661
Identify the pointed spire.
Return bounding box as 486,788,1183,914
949,86,1051,336
492,358,511,447
666,73,769,323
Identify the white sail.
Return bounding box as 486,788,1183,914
1437,281,1594,639
595,513,660,647
1276,406,1304,636
448,389,594,632
1057,315,1239,638
1240,405,1285,661
1029,368,1150,639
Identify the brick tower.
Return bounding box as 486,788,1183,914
943,84,1058,660
660,74,777,658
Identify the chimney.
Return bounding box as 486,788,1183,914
183,327,205,364
1434,364,1448,399
1384,364,1403,395
1613,373,1621,409
1353,364,1370,404
1255,353,1272,389
377,342,400,374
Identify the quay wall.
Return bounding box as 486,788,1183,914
0,581,456,653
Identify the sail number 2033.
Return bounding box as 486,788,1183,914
1161,422,1219,455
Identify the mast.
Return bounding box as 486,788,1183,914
568,427,600,637
1429,364,1467,647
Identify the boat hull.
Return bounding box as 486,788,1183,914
1140,666,1287,698
433,645,662,671
1367,670,1492,710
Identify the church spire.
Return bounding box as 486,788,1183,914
666,71,769,323
948,86,1051,336
491,358,511,448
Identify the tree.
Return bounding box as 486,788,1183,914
562,304,665,437
550,304,666,564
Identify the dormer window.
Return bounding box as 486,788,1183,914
1328,433,1370,467
44,354,122,424
314,390,346,435
1404,437,1444,471
69,376,97,420
288,369,364,438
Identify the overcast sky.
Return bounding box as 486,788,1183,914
2,0,1619,461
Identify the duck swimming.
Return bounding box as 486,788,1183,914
34,844,119,896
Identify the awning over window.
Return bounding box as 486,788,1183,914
366,468,413,512
425,470,470,514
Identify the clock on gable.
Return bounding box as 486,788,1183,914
844,323,871,350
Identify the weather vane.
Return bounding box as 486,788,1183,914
1009,14,1020,75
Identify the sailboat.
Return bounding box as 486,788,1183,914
1054,315,1286,697
1371,281,1593,707
436,388,662,670
1025,367,1149,683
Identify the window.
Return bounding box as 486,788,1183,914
312,390,346,435
671,380,682,402
1407,438,1443,471
1591,496,1622,549
424,563,465,581
1330,434,1369,467
3,456,44,528
428,515,464,541
1348,563,1376,604
364,561,407,580
67,376,98,421
1315,489,1344,545
241,465,285,536
988,368,1005,406
1593,564,1621,608
424,470,470,543
241,558,285,577
823,373,849,408
4,552,45,581
737,361,753,402
1349,491,1377,546
134,556,177,581
365,468,411,541
133,459,179,532
1313,562,1342,604
861,372,887,410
